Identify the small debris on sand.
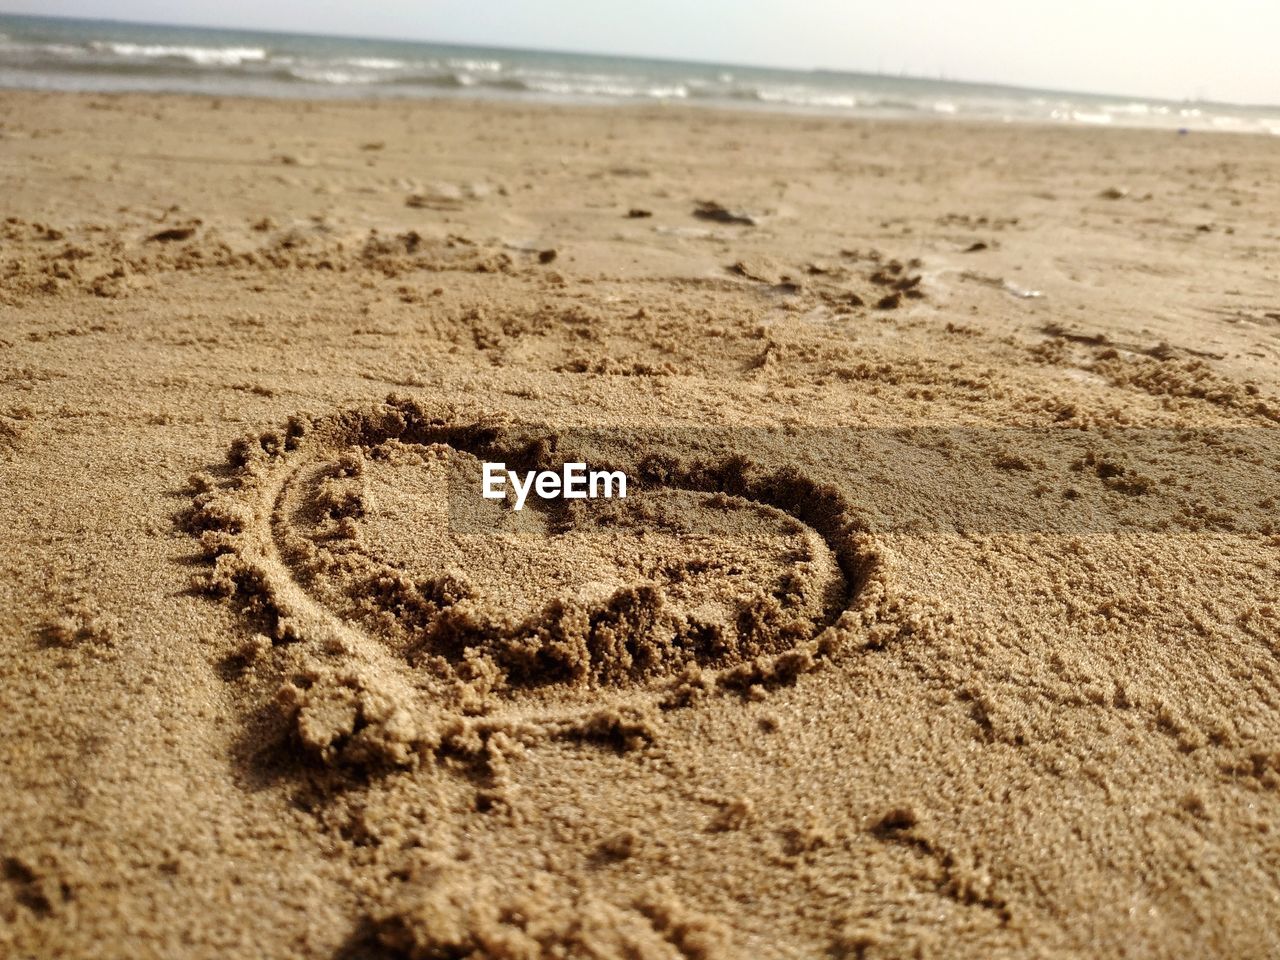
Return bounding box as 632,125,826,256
693,200,760,226
147,226,196,243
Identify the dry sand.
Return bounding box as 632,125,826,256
2,89,1280,958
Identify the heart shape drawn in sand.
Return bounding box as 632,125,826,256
186,397,885,768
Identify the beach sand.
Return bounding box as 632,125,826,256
2,89,1279,958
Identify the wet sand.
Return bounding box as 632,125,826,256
2,90,1280,958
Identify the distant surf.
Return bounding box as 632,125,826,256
2,13,1278,135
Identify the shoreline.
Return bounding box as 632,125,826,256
4,81,1278,138
3,13,1277,138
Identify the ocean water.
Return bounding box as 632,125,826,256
2,13,1277,135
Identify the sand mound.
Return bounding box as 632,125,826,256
369,861,730,959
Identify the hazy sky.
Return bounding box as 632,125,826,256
2,0,1276,104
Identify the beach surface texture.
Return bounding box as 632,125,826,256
2,90,1280,958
